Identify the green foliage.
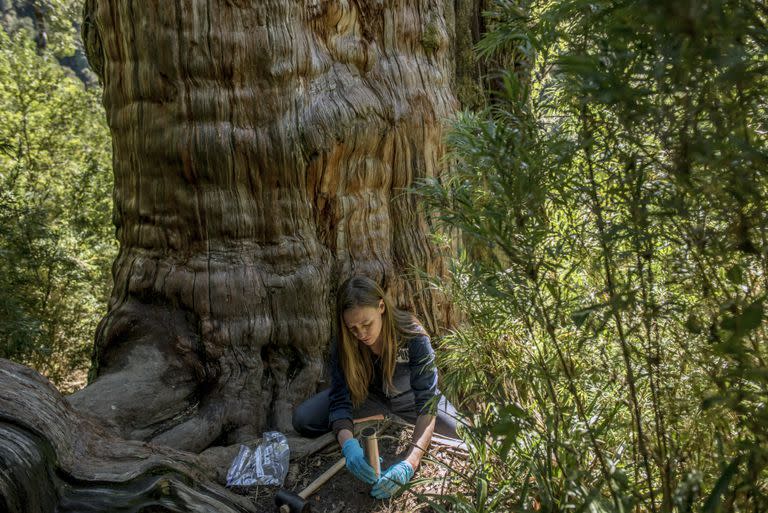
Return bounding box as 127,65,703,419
0,21,114,391
422,0,768,511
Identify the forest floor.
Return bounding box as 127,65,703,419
232,422,469,512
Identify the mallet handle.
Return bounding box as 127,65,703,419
299,456,347,499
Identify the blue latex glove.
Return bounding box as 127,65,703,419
342,438,377,484
371,460,414,499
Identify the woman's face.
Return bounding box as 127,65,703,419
343,301,385,353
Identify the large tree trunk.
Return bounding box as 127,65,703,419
70,0,462,452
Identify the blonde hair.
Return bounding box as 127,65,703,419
337,276,425,406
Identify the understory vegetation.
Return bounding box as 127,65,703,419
0,1,114,391
423,1,768,511
1,1,766,511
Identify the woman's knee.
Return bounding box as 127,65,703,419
292,403,318,436
292,391,331,437
434,396,462,439
434,414,458,438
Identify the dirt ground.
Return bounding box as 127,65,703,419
231,422,469,513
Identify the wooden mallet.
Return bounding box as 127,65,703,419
274,456,346,513
275,415,386,512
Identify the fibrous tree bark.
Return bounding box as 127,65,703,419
0,358,256,513
69,0,461,453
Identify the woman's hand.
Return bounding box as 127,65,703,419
341,438,378,484
370,460,414,499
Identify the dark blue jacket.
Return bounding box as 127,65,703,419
328,335,439,429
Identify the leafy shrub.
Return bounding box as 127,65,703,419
422,0,768,511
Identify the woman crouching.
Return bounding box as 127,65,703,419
292,275,460,498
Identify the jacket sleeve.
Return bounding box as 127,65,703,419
408,335,440,416
328,342,354,432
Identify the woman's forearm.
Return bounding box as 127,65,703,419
337,427,354,448
405,414,436,470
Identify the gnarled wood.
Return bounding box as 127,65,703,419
0,358,255,513
71,0,460,452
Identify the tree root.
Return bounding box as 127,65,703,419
0,359,256,513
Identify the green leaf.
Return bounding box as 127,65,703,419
685,314,704,334
476,477,488,511
720,299,764,341
741,301,764,332
571,303,607,328
490,403,529,458
702,455,741,513
725,264,744,284
701,394,726,411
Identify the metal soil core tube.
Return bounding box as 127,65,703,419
360,426,381,478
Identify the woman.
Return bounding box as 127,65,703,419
292,276,460,499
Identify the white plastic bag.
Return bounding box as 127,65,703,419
225,431,290,487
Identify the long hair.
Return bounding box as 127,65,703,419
337,276,425,406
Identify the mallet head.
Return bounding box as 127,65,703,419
274,489,311,513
